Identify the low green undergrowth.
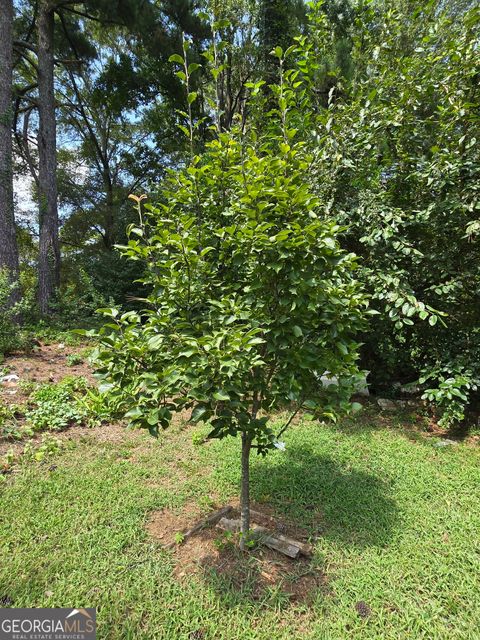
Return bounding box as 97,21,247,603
24,377,89,433
0,377,119,474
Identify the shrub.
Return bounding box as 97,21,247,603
300,1,480,424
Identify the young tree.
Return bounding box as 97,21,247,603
0,0,20,304
91,45,368,547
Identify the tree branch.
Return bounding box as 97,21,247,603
59,5,125,26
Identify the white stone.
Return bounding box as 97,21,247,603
320,372,370,396
0,374,20,385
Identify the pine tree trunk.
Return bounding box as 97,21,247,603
0,0,20,305
239,431,252,550
103,176,115,250
37,0,60,315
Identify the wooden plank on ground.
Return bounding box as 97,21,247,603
216,517,303,559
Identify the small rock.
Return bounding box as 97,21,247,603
320,373,339,388
433,439,458,448
1,373,19,384
377,398,397,411
57,343,65,350
45,590,54,598
401,383,423,395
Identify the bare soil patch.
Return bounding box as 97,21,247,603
146,502,327,605
1,343,94,406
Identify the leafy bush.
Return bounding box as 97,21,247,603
297,1,480,424
421,367,479,428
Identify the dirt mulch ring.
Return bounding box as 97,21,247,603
146,502,328,605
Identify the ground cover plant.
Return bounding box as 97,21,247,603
0,367,115,474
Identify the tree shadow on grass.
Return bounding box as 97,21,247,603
193,445,399,612
333,401,433,445
250,444,399,548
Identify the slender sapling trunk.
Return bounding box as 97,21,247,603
239,430,252,550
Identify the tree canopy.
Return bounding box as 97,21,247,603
1,0,479,428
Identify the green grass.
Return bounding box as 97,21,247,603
1,412,479,639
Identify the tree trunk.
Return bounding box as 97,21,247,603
37,0,60,314
239,431,252,550
103,175,115,250
0,0,20,305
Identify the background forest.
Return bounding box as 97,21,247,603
1,0,479,428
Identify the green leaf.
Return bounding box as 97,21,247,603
213,391,230,401
147,335,164,350
125,407,143,419
188,63,201,75
191,406,207,422
169,54,184,65
337,342,348,355
292,325,303,337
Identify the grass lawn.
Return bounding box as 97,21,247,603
1,410,479,639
